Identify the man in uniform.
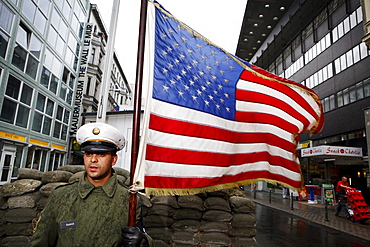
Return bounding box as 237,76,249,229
29,123,151,246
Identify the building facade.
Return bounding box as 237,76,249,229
69,4,132,165
0,0,91,184
0,0,131,184
237,0,370,200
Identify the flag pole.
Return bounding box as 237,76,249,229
128,0,149,226
96,0,120,122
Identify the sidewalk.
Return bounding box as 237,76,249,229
245,190,370,242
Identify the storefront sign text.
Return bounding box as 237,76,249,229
301,145,362,157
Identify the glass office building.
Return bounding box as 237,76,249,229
0,0,90,184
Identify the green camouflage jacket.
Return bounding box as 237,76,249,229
29,171,143,247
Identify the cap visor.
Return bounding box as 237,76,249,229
81,144,116,152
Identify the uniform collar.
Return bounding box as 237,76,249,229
78,170,117,199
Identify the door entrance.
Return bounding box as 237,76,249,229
0,150,15,184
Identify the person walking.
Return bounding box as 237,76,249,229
29,123,151,246
335,176,351,219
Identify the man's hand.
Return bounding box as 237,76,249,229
121,226,144,247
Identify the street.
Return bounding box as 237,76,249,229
255,204,370,247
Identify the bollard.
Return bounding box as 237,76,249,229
290,192,294,210
269,189,272,203
325,198,329,221
254,188,256,199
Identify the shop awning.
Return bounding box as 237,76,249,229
301,145,364,165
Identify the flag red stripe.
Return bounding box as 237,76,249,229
146,145,300,171
235,111,299,134
240,71,319,122
251,64,301,87
144,170,302,189
149,114,295,151
236,90,311,130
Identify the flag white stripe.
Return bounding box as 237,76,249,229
148,129,294,161
151,99,293,142
291,86,321,130
237,79,318,125
236,101,304,131
145,160,301,181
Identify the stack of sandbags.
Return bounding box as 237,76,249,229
0,166,81,246
200,194,233,246
143,189,257,247
172,195,204,246
0,176,42,247
0,165,130,246
229,196,257,246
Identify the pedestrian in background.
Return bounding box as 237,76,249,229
335,176,351,219
29,123,152,246
282,186,290,199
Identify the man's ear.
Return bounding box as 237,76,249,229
111,154,118,167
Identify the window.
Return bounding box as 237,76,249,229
53,105,70,140
360,42,368,59
327,63,333,78
364,79,370,97
323,98,328,112
349,11,357,29
334,43,369,75
48,151,65,171
0,2,14,58
41,49,63,94
343,17,350,34
22,0,50,34
342,88,349,105
353,46,360,63
340,54,347,71
336,78,370,109
332,26,338,43
40,67,58,94
331,7,363,44
322,95,335,112
12,23,42,79
329,95,335,111
305,63,333,89
44,48,62,76
32,93,54,135
60,67,75,104
349,85,356,103
66,31,79,71
0,75,33,128
90,48,95,64
26,147,48,171
346,50,353,67
71,1,85,38
48,8,67,55
86,77,91,95
55,0,71,20
356,82,364,100
337,91,343,107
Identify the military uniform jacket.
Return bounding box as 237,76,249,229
29,172,139,247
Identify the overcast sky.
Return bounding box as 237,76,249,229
90,0,247,84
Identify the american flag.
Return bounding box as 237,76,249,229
134,2,324,196
111,105,120,111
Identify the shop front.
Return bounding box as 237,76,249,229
0,131,27,185
0,130,67,184
300,145,369,202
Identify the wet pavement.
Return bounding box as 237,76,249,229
244,190,370,243
254,204,370,247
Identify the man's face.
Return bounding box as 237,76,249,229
342,177,347,182
83,151,118,186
